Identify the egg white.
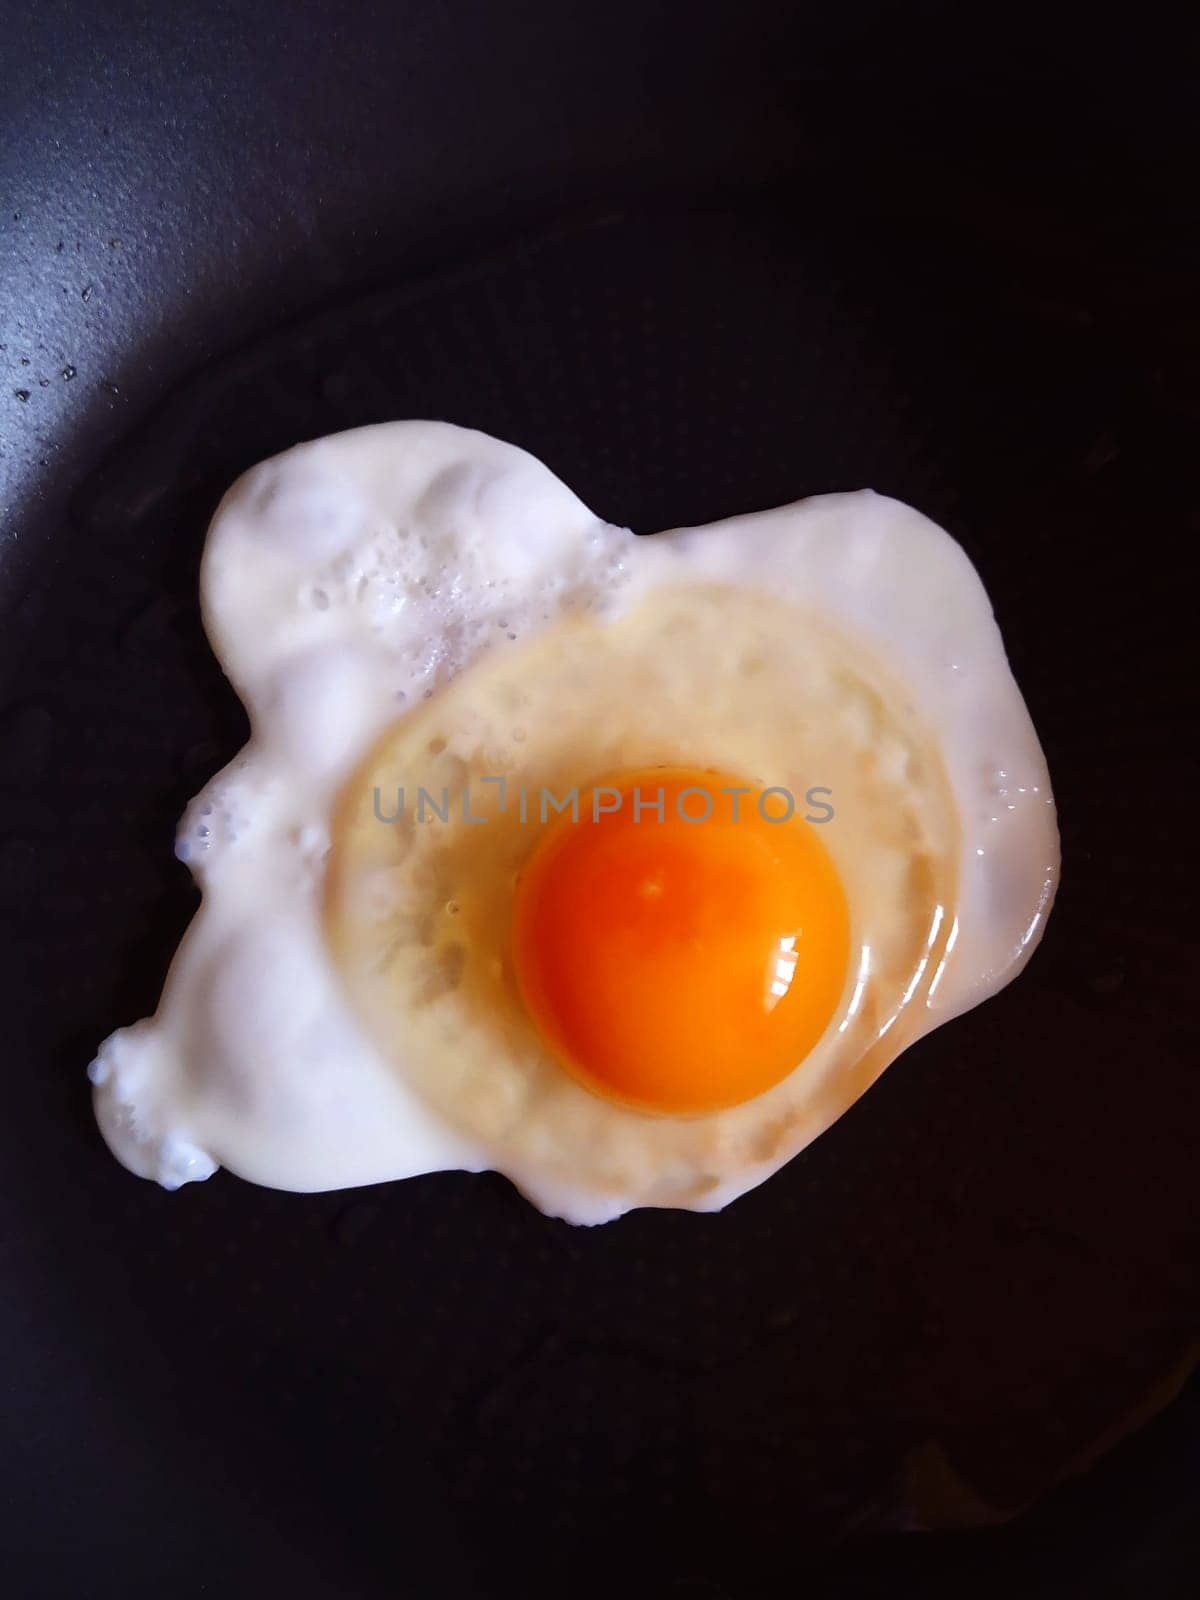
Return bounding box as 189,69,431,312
90,422,1057,1223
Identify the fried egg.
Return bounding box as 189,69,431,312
89,422,1058,1224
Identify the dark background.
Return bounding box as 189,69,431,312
2,4,1197,1597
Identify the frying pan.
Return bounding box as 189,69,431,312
2,3,1196,1596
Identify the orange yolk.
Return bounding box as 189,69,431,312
512,768,851,1114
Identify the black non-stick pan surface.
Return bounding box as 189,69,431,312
2,5,1197,1597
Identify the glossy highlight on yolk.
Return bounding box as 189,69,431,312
512,768,851,1114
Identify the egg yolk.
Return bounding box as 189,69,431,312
512,768,851,1115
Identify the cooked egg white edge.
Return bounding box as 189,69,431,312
90,421,1057,1222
